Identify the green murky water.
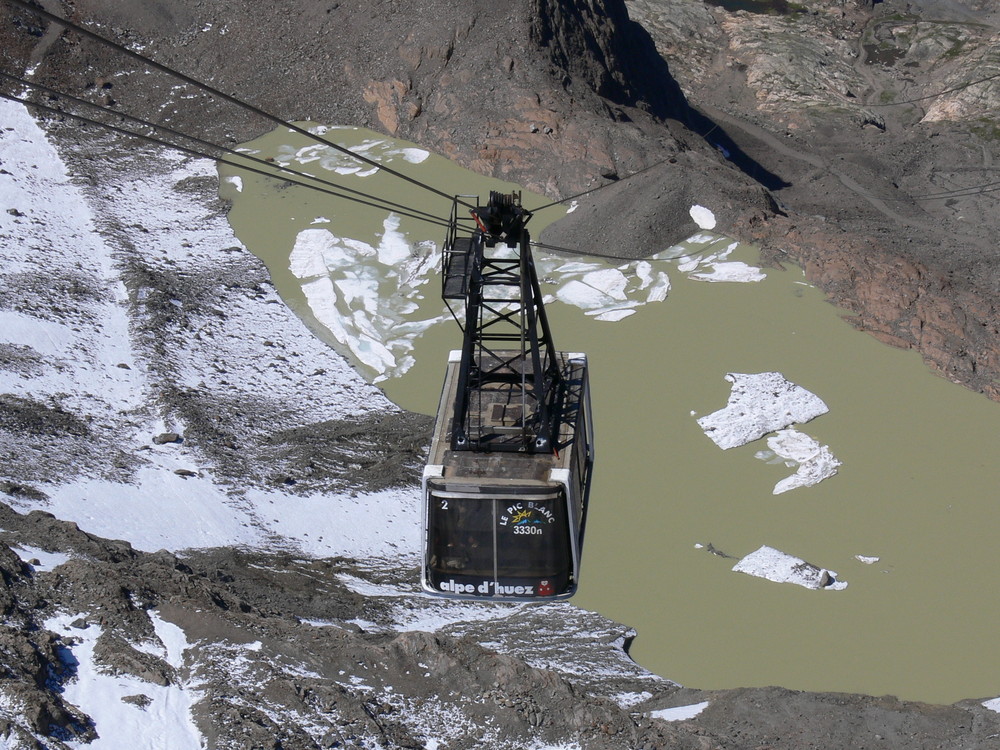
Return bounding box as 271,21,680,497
219,125,1000,705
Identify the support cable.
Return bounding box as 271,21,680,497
3,0,476,211
0,89,453,230
866,70,1000,107
528,156,674,213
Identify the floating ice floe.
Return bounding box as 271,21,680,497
542,257,670,322
690,260,766,283
673,238,765,283
732,545,847,590
288,218,443,381
275,135,429,177
269,134,776,381
697,372,830,450
758,428,842,494
855,555,880,565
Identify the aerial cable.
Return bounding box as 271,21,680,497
866,69,1000,107
875,178,1000,202
0,89,454,230
0,72,450,227
913,182,1000,199
527,156,674,213
529,239,638,260
905,178,1000,200
3,0,475,212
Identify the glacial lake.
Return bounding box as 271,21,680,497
219,125,1000,705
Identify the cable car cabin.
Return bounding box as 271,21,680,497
422,350,593,600
422,191,594,601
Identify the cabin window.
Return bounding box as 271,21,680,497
426,489,573,597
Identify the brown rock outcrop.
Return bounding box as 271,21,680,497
752,219,1000,401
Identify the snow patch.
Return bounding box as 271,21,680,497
613,691,653,708
650,701,711,721
37,469,419,559
10,545,71,571
45,613,204,749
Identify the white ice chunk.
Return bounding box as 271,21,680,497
982,697,1000,713
635,260,653,290
376,214,411,265
690,261,766,283
697,372,829,450
555,279,615,309
553,260,604,276
295,144,327,163
689,204,717,229
289,228,337,278
765,428,841,494
650,701,711,722
733,545,847,590
334,276,379,314
581,268,629,300
394,147,430,163
676,255,701,273
645,272,671,302
590,307,638,322
855,555,880,565
300,276,348,344
223,175,243,192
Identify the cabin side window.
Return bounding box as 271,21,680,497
427,494,495,577
495,497,571,580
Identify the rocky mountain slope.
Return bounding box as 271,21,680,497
588,0,1000,399
9,0,999,396
2,0,1000,748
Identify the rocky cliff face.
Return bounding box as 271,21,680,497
9,0,997,399
15,0,690,195
626,0,1000,400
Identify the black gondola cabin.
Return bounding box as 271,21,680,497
421,191,594,601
